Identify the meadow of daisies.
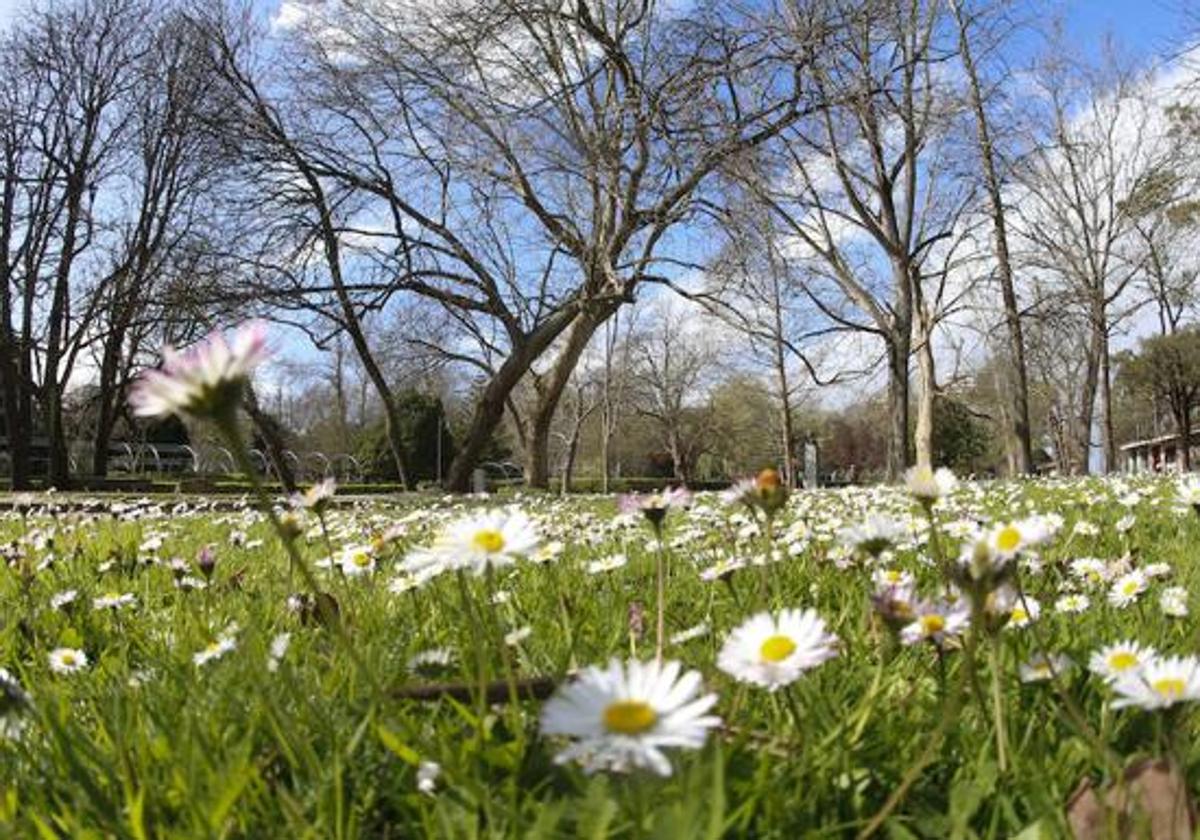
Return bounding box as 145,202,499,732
3,468,1200,838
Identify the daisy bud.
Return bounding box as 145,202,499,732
196,545,217,581
628,601,646,642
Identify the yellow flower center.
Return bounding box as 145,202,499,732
1108,652,1139,672
920,614,946,635
1011,608,1028,623
995,526,1020,553
885,570,902,583
473,529,505,554
603,700,657,735
352,552,371,568
60,653,76,666
760,635,797,663
1122,581,1139,595
1153,678,1186,700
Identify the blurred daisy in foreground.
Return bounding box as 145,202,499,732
717,608,839,691
48,648,88,675
540,658,719,777
1089,640,1157,683
1110,655,1200,710
130,321,269,421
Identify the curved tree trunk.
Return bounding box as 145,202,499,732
525,303,616,489
914,328,936,469
445,306,580,492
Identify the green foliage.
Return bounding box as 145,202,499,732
932,397,992,475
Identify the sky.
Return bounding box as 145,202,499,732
0,0,1188,55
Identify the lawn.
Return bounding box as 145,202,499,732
0,474,1197,838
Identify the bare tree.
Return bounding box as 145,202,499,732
949,0,1034,474
221,0,827,491
1013,55,1170,473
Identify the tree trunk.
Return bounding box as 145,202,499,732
244,382,297,492
951,0,1033,476
1075,320,1103,475
445,307,578,491
525,304,615,489
1099,329,1115,474
1180,406,1192,472
885,333,911,481
91,329,125,477
914,325,936,468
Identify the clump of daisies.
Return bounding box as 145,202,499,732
540,658,719,776
717,608,839,691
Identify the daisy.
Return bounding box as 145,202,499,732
1160,586,1189,618
1054,593,1090,614
1007,594,1040,628
717,609,839,691
130,321,269,421
1020,653,1073,683
904,465,957,504
587,553,628,575
291,477,336,512
699,556,747,582
339,544,376,577
194,636,237,666
1108,571,1147,608
93,592,136,611
403,509,539,578
265,633,292,673
48,648,88,674
670,622,710,645
839,515,902,558
49,589,77,610
1111,655,1200,710
539,658,720,777
618,488,692,530
900,600,969,647
416,760,441,795
1089,640,1157,682
408,648,455,677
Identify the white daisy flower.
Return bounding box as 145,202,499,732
48,648,88,674
1089,640,1157,682
93,592,136,611
403,509,539,578
1111,655,1200,710
49,589,77,610
717,609,839,691
670,622,711,645
1020,653,1072,683
1160,586,1189,618
903,465,957,503
540,658,720,777
340,544,376,577
267,633,291,672
417,760,441,795
900,600,969,647
1108,571,1147,608
193,636,237,666
587,553,628,575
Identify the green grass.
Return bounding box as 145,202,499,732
0,476,1197,837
